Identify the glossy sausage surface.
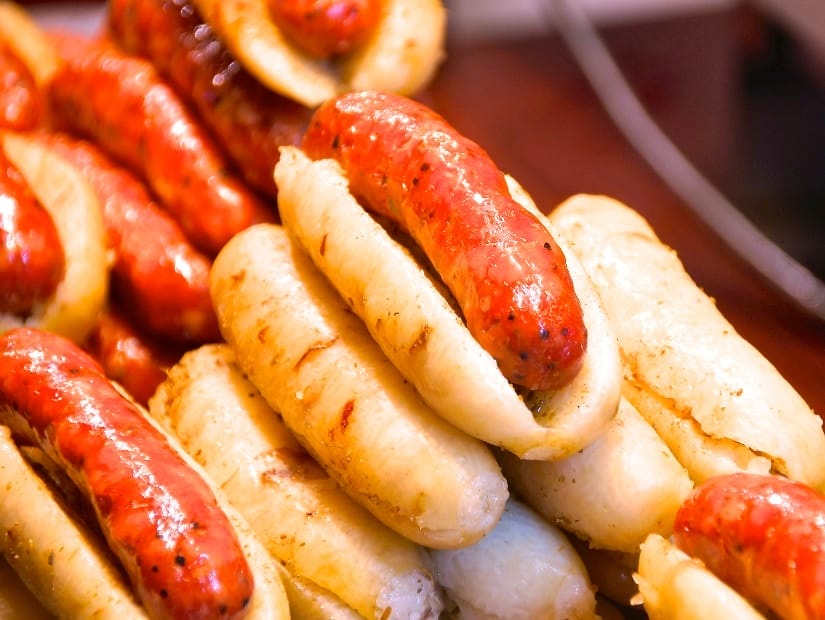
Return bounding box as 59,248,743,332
302,90,587,390
48,34,275,257
0,149,64,316
0,41,42,130
83,305,184,407
266,0,382,58
674,472,825,620
107,0,312,196
41,132,220,344
0,327,254,620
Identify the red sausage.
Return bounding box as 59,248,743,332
0,149,64,316
673,472,825,620
83,305,184,407
0,41,42,130
40,132,221,345
302,90,587,391
266,0,382,58
47,34,275,257
107,0,312,197
0,327,254,620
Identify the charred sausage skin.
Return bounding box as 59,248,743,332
302,90,587,391
47,34,275,257
107,0,312,196
0,327,254,620
674,472,825,620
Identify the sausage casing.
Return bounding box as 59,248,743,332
0,149,64,316
266,0,381,58
674,472,825,620
0,327,255,620
302,90,587,391
83,305,184,407
0,40,42,130
40,132,220,344
107,0,312,197
48,34,275,257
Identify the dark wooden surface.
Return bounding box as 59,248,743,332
421,7,825,417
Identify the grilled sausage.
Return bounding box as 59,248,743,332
40,132,220,344
0,40,42,130
674,472,825,620
266,0,382,59
83,305,184,407
0,327,255,620
107,0,312,196
301,89,587,391
0,148,64,317
47,34,275,257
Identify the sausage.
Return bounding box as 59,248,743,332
0,149,64,317
301,90,587,391
107,0,312,196
0,40,42,130
673,472,825,620
40,132,221,344
0,326,255,620
636,533,767,620
274,146,621,460
0,131,109,344
84,305,185,407
266,0,382,58
47,34,275,257
0,426,151,620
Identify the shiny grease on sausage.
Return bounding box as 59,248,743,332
83,305,185,408
266,0,382,59
674,472,825,620
302,90,587,391
0,149,64,317
0,327,254,620
40,132,220,345
0,40,42,130
107,0,312,197
47,34,275,257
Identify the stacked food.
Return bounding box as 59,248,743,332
0,1,823,618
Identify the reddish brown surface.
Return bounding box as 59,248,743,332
107,0,311,197
41,133,220,345
0,41,42,129
674,472,825,619
83,304,184,408
422,10,825,417
47,34,276,257
0,149,64,316
303,90,588,391
0,327,254,620
266,0,382,58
